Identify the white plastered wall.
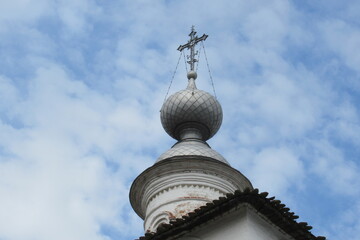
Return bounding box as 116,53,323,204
179,204,294,240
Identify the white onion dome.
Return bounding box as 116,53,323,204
160,71,223,141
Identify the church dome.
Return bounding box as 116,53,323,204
160,71,223,141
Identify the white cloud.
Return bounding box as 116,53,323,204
0,76,20,112
0,0,51,25
0,63,156,240
320,19,360,74
310,140,360,196
0,0,359,239
248,147,304,195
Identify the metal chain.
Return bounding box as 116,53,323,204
164,51,182,103
183,51,188,73
196,48,201,72
201,41,217,99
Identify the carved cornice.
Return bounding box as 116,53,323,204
147,183,224,206
129,157,253,219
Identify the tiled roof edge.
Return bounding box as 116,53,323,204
135,188,326,240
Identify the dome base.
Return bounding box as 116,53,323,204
129,157,253,233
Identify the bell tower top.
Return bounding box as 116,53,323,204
130,27,253,233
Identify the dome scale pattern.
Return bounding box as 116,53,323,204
160,85,223,141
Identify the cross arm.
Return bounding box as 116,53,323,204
177,34,208,52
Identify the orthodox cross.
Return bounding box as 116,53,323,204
177,26,208,71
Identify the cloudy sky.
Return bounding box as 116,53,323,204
0,0,359,239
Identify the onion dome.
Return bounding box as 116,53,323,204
160,71,223,141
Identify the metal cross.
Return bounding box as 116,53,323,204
177,26,208,71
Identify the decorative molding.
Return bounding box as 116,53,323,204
144,190,223,222
129,157,253,220
149,212,169,233
147,183,224,205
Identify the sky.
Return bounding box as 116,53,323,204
0,0,359,239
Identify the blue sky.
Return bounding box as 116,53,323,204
0,0,359,239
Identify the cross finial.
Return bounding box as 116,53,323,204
177,26,208,71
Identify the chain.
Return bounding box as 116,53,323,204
183,51,188,73
201,41,217,99
164,51,182,103
196,48,201,72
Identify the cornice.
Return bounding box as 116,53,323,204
129,156,253,219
